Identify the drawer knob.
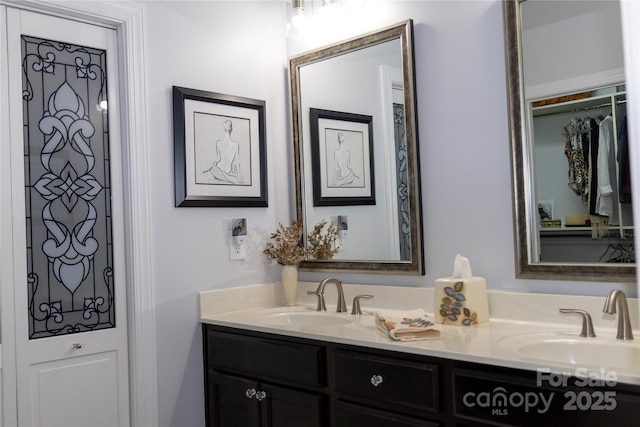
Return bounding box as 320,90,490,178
72,343,84,350
255,391,267,401
245,388,256,398
370,374,384,387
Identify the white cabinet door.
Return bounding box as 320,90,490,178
2,8,129,427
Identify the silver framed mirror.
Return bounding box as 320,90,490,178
289,19,424,274
503,0,635,281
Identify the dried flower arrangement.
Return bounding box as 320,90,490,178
307,219,339,260
263,220,308,265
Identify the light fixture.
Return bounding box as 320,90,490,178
291,0,307,30
322,0,341,7
317,0,343,21
288,0,352,39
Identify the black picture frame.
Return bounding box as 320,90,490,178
172,86,268,207
309,108,375,206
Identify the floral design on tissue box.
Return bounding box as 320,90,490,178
438,281,477,326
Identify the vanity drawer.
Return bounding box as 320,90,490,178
333,349,440,415
206,328,326,387
334,400,440,427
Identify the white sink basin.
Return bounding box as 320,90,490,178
261,311,353,327
498,331,640,370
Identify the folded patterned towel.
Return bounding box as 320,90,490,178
375,309,441,341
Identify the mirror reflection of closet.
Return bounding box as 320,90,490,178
520,0,634,269
531,85,631,264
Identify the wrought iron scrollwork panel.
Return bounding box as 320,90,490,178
394,103,410,260
21,35,115,339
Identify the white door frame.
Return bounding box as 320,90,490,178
0,1,157,425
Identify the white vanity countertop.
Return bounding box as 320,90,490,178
199,282,640,385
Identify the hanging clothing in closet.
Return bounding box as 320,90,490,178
595,115,617,218
562,114,619,238
586,117,598,216
589,115,618,238
563,117,589,204
617,114,632,203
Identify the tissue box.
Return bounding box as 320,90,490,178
434,277,489,326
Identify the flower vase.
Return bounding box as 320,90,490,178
281,264,298,306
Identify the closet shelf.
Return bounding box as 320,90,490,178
532,86,626,118
540,226,634,237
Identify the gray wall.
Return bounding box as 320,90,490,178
142,2,287,426
522,0,623,88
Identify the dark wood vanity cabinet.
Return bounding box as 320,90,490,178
203,326,328,427
203,325,445,426
203,324,640,427
207,371,324,426
333,349,442,426
451,363,640,426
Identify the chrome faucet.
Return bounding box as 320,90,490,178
307,277,348,313
559,309,596,337
603,289,634,340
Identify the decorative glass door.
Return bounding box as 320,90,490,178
3,8,130,426
22,35,115,339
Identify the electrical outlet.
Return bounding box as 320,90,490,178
229,241,245,261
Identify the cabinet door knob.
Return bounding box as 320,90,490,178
370,374,384,386
245,388,256,398
255,391,267,401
